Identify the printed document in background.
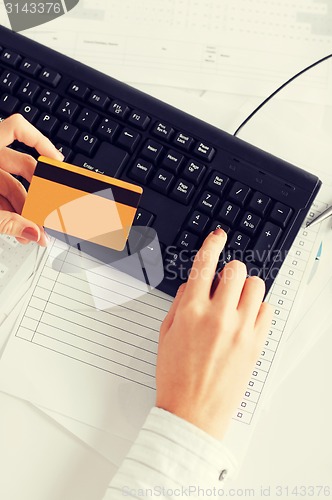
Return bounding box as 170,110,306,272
5,0,330,102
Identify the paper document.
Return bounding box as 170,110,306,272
21,0,332,101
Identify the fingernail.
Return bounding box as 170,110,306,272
213,228,225,236
21,227,39,242
57,152,65,161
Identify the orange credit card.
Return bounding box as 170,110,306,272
22,156,143,251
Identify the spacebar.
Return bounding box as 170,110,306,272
73,142,129,177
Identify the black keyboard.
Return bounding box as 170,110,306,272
0,26,321,297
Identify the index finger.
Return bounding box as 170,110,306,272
183,228,227,302
0,114,63,160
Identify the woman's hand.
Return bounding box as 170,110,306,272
156,229,272,439
0,114,63,246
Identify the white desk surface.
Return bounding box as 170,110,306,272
1,13,331,500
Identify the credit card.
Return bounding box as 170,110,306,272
22,156,143,251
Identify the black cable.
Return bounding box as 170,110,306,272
233,53,332,137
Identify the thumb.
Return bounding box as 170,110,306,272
0,211,45,245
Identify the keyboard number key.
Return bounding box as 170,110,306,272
240,212,261,235
229,232,250,252
187,211,210,234
197,191,219,215
219,201,241,226
176,231,198,252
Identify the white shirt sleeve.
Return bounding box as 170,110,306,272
105,407,237,499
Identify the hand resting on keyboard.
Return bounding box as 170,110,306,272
0,114,63,245
157,228,272,439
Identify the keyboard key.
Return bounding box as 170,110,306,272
76,108,99,131
55,99,79,122
173,132,194,151
162,149,184,174
141,139,164,163
229,232,250,252
151,168,174,194
0,70,20,93
56,144,72,162
249,191,271,215
219,201,241,225
0,94,18,114
239,212,261,235
109,99,130,119
252,222,282,264
39,68,61,87
0,50,21,67
73,142,129,177
75,132,98,155
193,141,215,161
36,88,59,110
116,128,141,153
209,221,231,234
88,90,110,110
96,117,119,142
182,159,206,185
152,122,174,141
176,231,198,252
67,81,90,100
133,209,155,227
170,179,195,205
269,202,292,227
228,182,251,206
128,110,150,130
35,113,58,136
187,211,210,234
20,59,41,77
197,191,219,215
57,122,79,145
206,171,229,195
16,80,40,103
128,158,154,184
18,103,39,123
